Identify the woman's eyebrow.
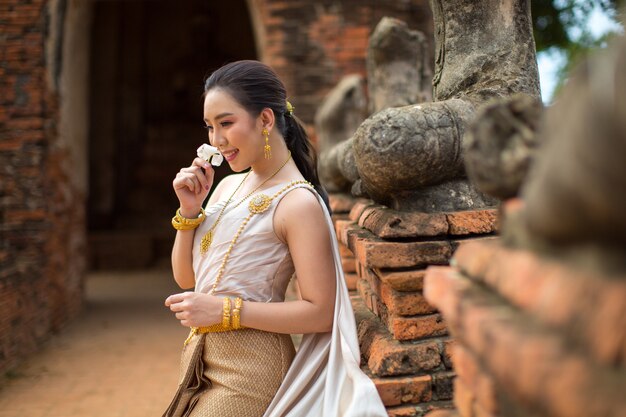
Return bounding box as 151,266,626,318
204,112,234,123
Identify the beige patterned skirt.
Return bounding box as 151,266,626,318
164,329,295,417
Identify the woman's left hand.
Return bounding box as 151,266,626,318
165,292,222,327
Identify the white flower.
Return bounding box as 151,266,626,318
197,143,223,166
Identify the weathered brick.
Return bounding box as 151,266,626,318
344,272,358,291
426,265,626,417
359,277,447,341
340,256,357,273
349,199,376,222
358,205,448,238
353,297,443,377
361,266,436,316
376,268,426,292
453,378,475,417
455,241,626,367
432,371,455,401
354,234,453,269
373,374,433,406
445,209,498,235
388,313,448,341
337,242,354,258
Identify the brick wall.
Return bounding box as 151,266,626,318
423,203,626,417
249,0,433,125
330,193,499,416
0,0,84,373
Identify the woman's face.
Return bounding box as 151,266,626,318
203,88,262,172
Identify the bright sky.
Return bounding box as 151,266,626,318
537,3,624,103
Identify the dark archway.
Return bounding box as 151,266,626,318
87,0,257,269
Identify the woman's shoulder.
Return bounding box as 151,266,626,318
275,184,322,217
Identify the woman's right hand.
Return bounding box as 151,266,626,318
173,157,215,217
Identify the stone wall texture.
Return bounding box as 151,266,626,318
330,193,498,416
0,0,86,373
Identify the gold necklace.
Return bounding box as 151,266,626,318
199,152,292,255
199,171,250,255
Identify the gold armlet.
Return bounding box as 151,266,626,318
172,208,206,230
222,297,231,328
232,297,243,329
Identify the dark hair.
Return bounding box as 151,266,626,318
204,60,330,211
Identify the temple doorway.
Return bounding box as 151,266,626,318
87,0,257,269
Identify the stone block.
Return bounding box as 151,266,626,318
358,205,448,238
373,374,433,406
445,210,498,235
425,265,626,417
376,268,427,292
344,272,358,291
454,241,626,367
349,199,376,222
453,378,475,417
353,297,443,377
354,236,453,269
341,257,357,273
360,266,436,316
358,278,447,340
432,371,455,401
387,402,456,417
356,205,498,239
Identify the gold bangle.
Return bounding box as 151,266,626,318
222,297,231,328
232,297,243,329
172,208,206,230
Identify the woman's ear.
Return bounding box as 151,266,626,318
259,108,276,132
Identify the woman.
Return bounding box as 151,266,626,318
164,60,386,417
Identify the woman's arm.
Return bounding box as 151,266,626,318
170,162,229,289
166,188,337,334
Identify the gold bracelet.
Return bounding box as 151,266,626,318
232,297,243,329
222,297,231,328
172,208,206,230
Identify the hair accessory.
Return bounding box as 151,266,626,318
285,100,295,117
263,128,272,159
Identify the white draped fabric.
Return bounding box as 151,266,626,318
263,186,387,417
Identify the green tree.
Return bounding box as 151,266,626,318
531,0,623,98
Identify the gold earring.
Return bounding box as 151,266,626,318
263,128,272,159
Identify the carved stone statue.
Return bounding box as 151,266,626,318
316,17,431,194
463,93,544,200
316,75,368,192
510,35,626,273
350,0,540,211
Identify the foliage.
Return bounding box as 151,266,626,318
531,1,623,98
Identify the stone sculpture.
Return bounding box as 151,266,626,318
350,0,540,211
316,75,368,192
316,17,431,194
514,35,626,273
463,93,544,200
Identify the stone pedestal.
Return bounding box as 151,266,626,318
424,239,626,417
332,195,498,416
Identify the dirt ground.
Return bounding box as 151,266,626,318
0,269,192,417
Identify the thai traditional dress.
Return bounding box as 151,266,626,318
164,181,387,417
